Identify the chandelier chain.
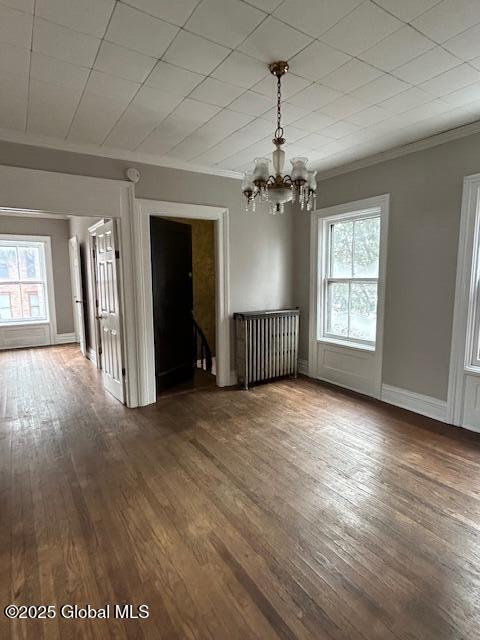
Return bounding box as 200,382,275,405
275,75,283,140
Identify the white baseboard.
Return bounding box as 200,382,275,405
87,347,97,366
381,384,448,423
54,332,76,344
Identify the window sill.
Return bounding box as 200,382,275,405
0,320,50,328
318,336,376,352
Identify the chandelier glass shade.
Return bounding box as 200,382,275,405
241,61,317,214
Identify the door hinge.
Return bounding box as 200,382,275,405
99,345,103,355
115,249,120,259
122,367,126,378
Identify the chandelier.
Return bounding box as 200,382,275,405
241,61,317,215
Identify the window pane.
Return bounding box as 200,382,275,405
0,246,18,281
349,282,377,342
0,284,22,320
353,217,380,277
327,282,349,337
21,284,47,320
18,245,42,280
330,221,353,277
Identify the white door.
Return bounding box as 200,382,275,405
69,236,86,356
94,220,125,403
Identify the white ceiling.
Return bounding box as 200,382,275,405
2,0,480,177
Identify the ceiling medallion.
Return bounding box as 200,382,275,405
241,61,317,215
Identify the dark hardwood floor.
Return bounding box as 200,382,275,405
1,345,480,640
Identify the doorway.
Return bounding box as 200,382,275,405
151,216,216,395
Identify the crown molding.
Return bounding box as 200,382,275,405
0,127,243,181
316,118,480,181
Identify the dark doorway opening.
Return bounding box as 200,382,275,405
150,217,215,396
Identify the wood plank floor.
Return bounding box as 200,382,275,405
1,345,480,640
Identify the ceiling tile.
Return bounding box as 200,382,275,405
190,77,245,107
169,108,253,160
193,119,275,164
374,0,442,21
84,70,140,105
0,0,34,12
33,17,100,67
470,56,480,71
321,59,382,93
105,3,179,58
351,74,410,106
124,0,199,27
30,52,89,90
392,46,459,84
251,72,311,100
319,94,372,119
163,30,230,75
104,105,161,150
28,78,82,137
103,87,184,150
419,63,480,96
0,41,30,76
291,110,337,133
0,3,32,48
346,105,390,126
68,92,128,144
273,0,363,39
228,90,272,116
295,132,335,151
443,23,480,60
380,86,434,113
94,41,156,83
289,41,350,82
244,0,282,10
360,26,435,72
321,2,402,56
35,0,115,38
146,61,204,95
413,0,480,43
237,16,313,63
0,69,29,131
137,98,221,155
288,83,342,109
212,51,268,89
322,120,361,138
185,0,264,48
442,81,480,106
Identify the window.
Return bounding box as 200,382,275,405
321,210,381,348
0,239,49,324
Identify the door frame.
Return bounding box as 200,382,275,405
447,172,480,430
134,198,231,406
0,164,139,407
68,235,86,355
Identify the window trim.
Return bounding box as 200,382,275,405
318,206,383,350
0,234,56,334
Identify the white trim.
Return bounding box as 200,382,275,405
381,384,448,423
308,194,389,399
317,119,480,180
54,332,76,344
0,164,140,407
447,173,480,425
0,128,241,180
87,347,97,366
0,233,57,342
134,199,231,406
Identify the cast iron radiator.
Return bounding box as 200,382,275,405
234,309,299,389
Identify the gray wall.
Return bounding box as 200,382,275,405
0,140,294,363
0,214,73,334
295,132,480,402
